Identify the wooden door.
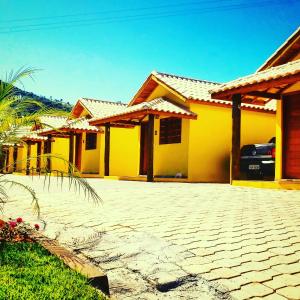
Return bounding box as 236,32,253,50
283,94,300,179
140,123,148,175
75,133,82,171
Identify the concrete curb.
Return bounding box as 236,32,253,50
34,233,110,296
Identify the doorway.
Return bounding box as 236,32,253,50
139,122,148,175
283,94,300,179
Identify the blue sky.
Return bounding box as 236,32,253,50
1,0,299,104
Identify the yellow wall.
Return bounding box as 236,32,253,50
108,127,140,177
29,143,37,171
153,117,189,177
146,83,186,106
241,109,276,145
51,137,69,173
188,103,276,183
81,132,101,174
16,146,25,172
188,103,231,182
275,100,283,180
145,84,190,177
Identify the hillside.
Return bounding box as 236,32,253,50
14,87,72,113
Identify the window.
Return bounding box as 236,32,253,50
85,133,97,150
159,117,182,144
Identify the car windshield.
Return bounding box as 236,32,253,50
268,137,276,144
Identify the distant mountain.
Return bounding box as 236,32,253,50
14,87,72,114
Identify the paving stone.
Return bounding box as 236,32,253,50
233,261,269,274
180,262,217,275
243,269,277,283
277,286,300,300
239,282,274,297
241,251,275,262
3,175,300,300
265,254,300,267
257,294,287,300
272,263,300,274
264,274,300,289
230,289,253,300
203,267,240,280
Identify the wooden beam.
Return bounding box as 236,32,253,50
247,91,281,100
104,124,110,176
113,120,141,126
13,144,18,172
69,132,74,174
147,114,154,182
90,109,196,126
231,94,241,182
46,134,52,172
37,142,42,173
26,142,32,175
4,149,9,173
212,73,300,100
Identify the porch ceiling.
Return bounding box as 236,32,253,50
89,97,197,127
211,59,300,103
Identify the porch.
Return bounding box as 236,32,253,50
211,59,300,189
90,97,197,182
39,118,102,176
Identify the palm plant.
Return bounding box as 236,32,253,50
0,68,101,216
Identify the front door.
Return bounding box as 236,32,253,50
283,94,300,179
75,133,82,171
140,123,148,175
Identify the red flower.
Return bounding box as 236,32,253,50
34,224,40,230
9,221,17,228
16,217,23,223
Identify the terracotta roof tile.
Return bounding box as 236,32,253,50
152,71,275,111
79,98,127,119
22,132,47,141
153,71,221,102
62,117,101,132
90,97,196,124
211,59,300,95
39,116,68,129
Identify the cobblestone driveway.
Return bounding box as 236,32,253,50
2,175,300,299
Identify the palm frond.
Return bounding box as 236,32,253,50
0,179,40,217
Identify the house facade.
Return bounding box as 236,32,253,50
90,71,276,182
39,98,140,178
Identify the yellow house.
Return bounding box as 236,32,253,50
211,27,300,189
90,71,276,182
1,126,47,175
38,98,140,178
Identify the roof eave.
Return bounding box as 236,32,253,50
211,72,300,101
89,109,197,126
257,27,300,71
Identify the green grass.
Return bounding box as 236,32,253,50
0,242,106,300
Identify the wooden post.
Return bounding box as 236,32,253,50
0,149,4,172
46,134,52,172
13,144,18,172
147,114,154,182
104,124,110,176
4,149,9,173
231,94,242,182
69,132,74,174
37,142,41,173
26,142,32,175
